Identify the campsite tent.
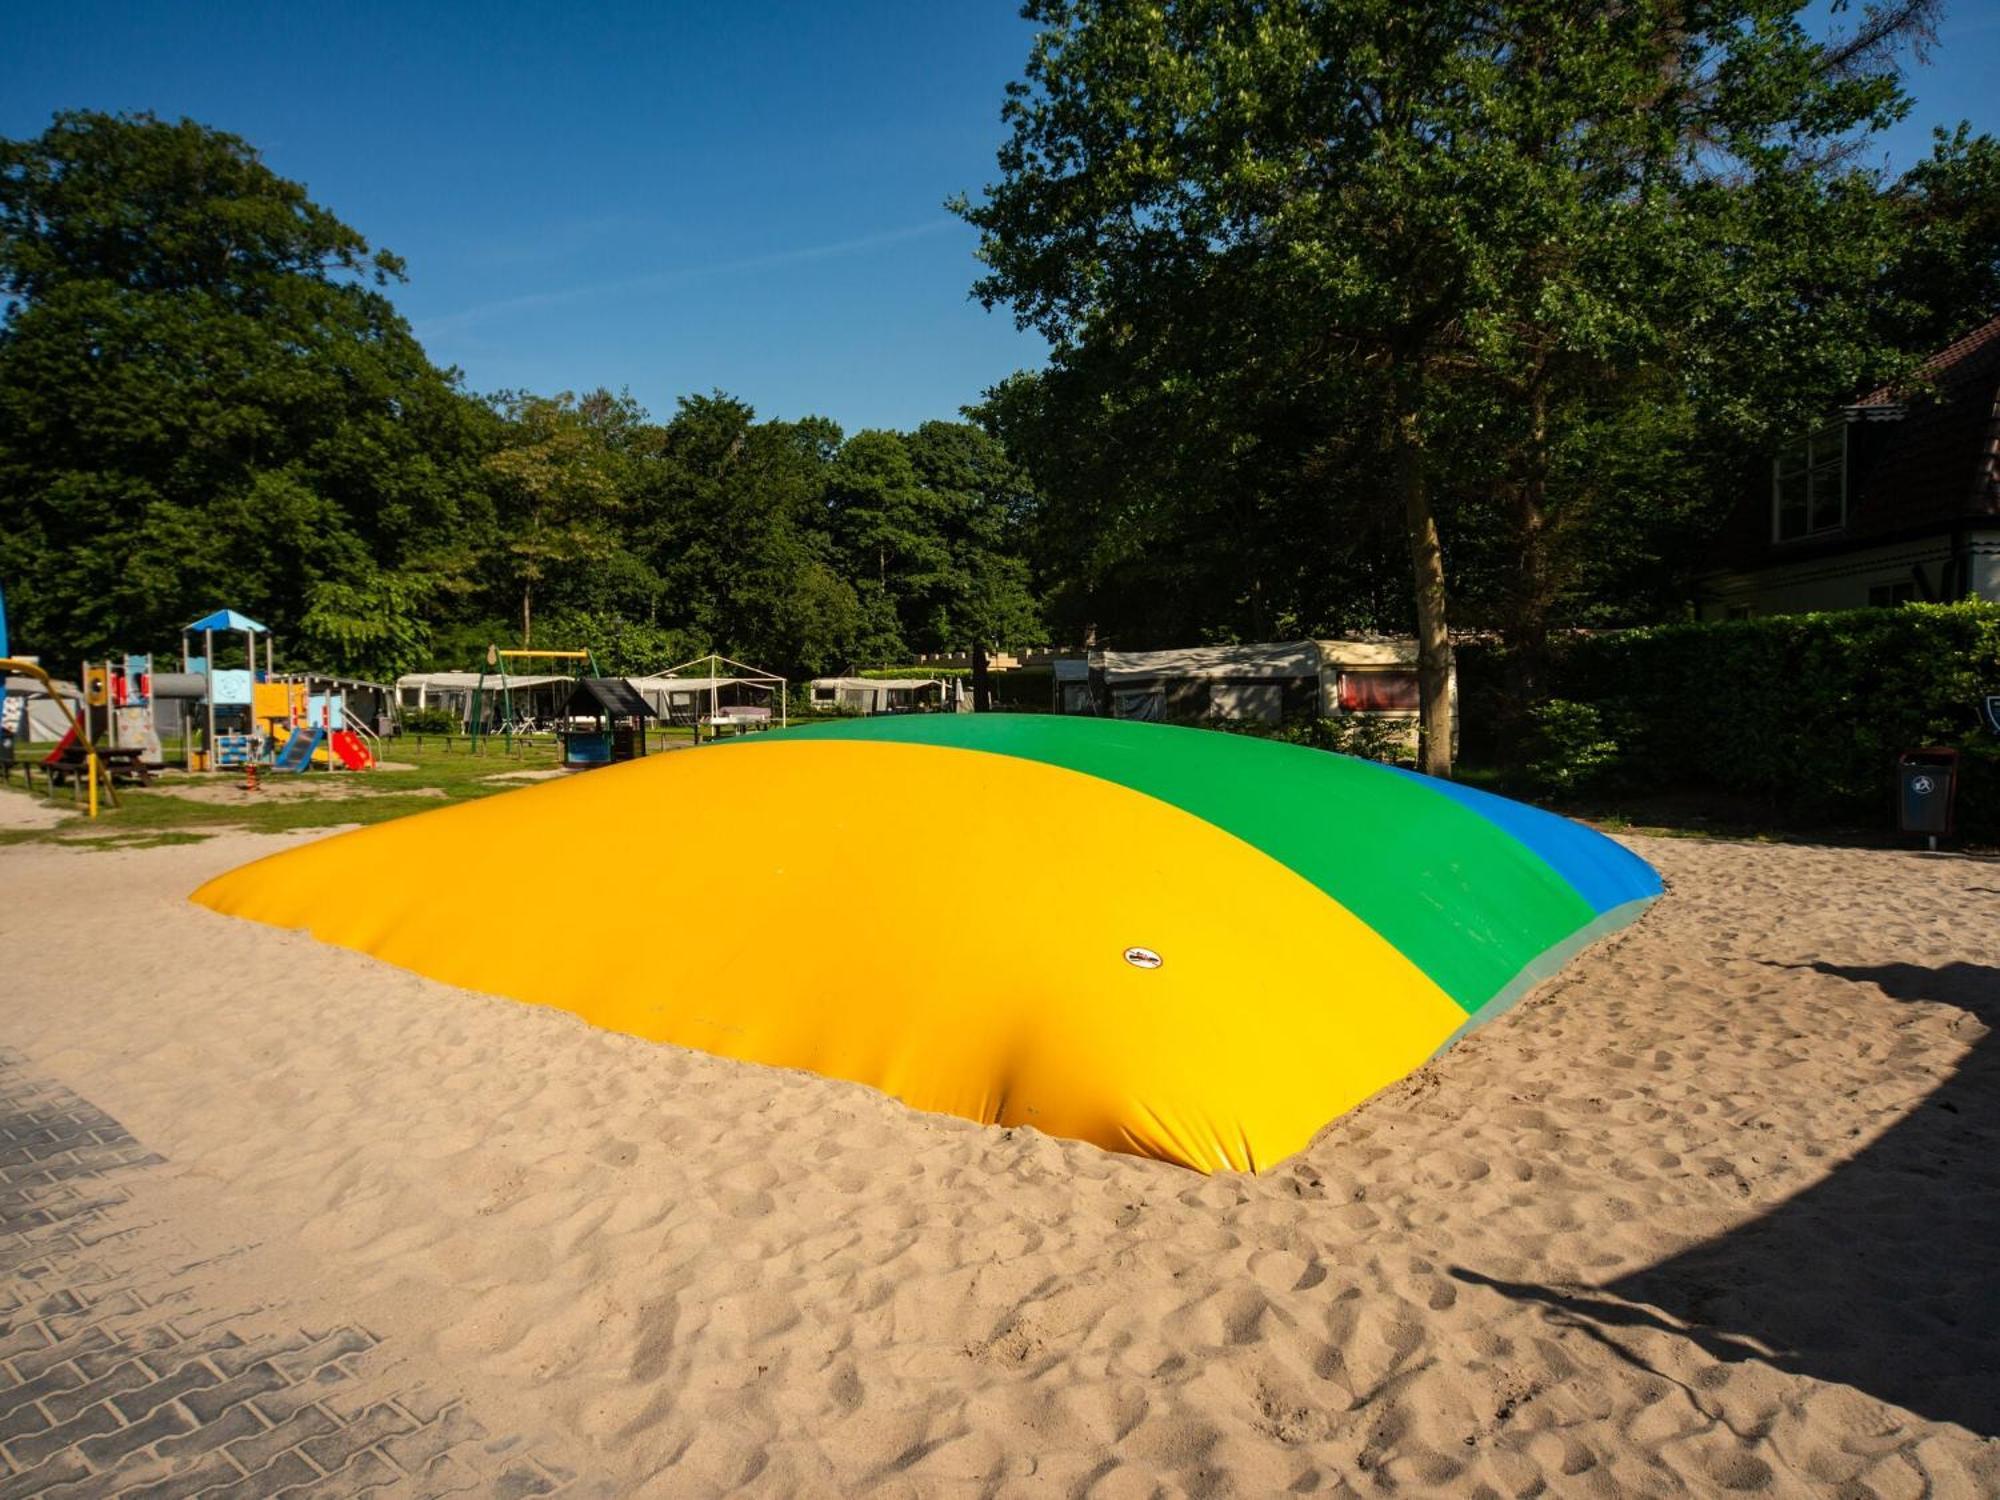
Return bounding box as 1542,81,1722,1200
395,672,575,728
1055,638,1455,742
1095,642,1321,723
627,674,774,725
1,673,84,743
807,676,954,715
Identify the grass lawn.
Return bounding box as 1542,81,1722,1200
0,734,625,850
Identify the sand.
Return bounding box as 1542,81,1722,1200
1,828,1995,1496
0,784,70,829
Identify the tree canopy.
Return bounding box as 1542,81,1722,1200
0,112,1043,683
3,61,1996,754
958,0,1976,770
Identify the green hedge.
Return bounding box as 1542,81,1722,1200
1536,603,2000,838
399,706,460,735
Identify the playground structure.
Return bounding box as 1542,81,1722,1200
166,608,378,773
5,605,380,788
467,645,598,751
560,677,656,767
1,585,115,817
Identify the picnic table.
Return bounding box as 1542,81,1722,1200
46,744,154,788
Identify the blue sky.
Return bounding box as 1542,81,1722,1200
3,2,1996,435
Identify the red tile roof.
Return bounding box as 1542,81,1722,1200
1854,313,2000,408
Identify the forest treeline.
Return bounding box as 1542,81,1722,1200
0,113,1043,682
3,1,1998,757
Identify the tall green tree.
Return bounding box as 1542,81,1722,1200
1873,125,2000,354
824,422,1046,659
0,111,491,678
960,0,1940,774
482,390,641,646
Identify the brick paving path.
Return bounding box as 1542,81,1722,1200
0,1052,583,1498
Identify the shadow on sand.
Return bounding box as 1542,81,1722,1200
1453,960,2000,1435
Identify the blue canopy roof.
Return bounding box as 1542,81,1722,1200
186,609,268,633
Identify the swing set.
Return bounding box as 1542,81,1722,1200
467,645,599,752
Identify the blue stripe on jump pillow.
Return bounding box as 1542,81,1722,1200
1376,764,1663,915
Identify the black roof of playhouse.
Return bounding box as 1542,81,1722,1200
566,678,656,719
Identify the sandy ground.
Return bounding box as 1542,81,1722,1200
0,783,71,828
1,830,1995,1497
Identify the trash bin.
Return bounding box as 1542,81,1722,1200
1895,748,1959,847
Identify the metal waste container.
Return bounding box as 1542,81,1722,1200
1896,748,1959,846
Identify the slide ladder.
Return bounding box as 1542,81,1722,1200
273,725,325,773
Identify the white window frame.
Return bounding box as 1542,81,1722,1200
1772,423,1847,543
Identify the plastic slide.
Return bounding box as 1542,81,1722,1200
273,725,325,772
329,729,374,770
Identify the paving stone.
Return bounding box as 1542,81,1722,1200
431,1403,487,1456
298,1403,413,1477
149,1400,261,1466
84,1290,146,1323
181,1364,287,1426
387,1385,454,1426
4,1401,120,1472
0,1406,50,1449
407,1452,483,1497
270,1331,372,1386
0,1328,50,1365
111,1360,220,1424
77,1341,151,1380
313,1448,399,1497
0,1450,90,1498
308,1370,381,1426
14,1330,111,1384
0,1056,573,1500
225,1403,336,1476
36,1313,97,1348
77,1401,193,1468
202,1450,316,1500
379,1412,456,1477
110,1449,242,1500
210,1334,307,1381
245,1373,338,1430
45,1358,150,1422
0,1365,80,1423
492,1459,559,1499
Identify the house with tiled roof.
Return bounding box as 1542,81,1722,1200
1697,314,2000,618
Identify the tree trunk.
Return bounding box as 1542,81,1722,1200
1396,409,1454,778
521,583,533,648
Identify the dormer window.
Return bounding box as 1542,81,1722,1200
1774,424,1846,541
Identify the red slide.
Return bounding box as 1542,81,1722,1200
329,729,375,770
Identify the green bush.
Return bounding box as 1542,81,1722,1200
1521,700,1621,797
1214,712,1415,764
400,706,460,735
1539,602,2000,838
